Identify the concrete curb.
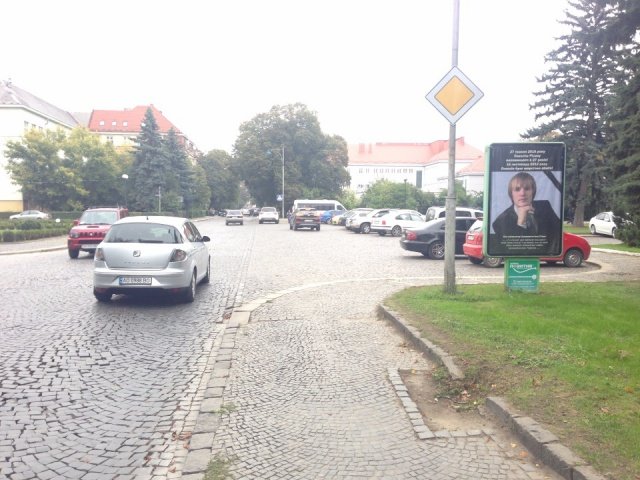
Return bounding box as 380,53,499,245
378,303,607,480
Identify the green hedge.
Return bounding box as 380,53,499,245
0,227,69,242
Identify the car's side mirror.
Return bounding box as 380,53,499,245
202,236,211,242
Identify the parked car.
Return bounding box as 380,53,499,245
339,208,372,228
92,216,211,303
400,217,478,259
289,208,321,231
462,219,591,267
258,206,279,224
67,206,128,259
9,209,50,220
588,211,622,238
320,209,342,224
371,209,426,236
424,206,483,221
225,210,244,226
346,208,396,234
330,212,346,225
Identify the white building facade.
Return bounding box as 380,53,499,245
347,138,485,196
0,80,78,211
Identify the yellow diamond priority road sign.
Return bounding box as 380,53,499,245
426,66,483,124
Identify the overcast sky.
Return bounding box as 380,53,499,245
2,0,570,154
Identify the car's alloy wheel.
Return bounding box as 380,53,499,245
391,225,402,237
203,258,211,283
590,224,596,234
428,241,445,260
184,271,196,303
483,256,502,268
563,248,583,268
360,223,371,234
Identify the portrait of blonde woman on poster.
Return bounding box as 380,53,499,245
491,171,562,255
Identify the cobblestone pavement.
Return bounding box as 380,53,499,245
1,218,637,479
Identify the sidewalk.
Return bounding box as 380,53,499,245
0,235,67,255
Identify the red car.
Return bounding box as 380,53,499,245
463,220,591,268
67,206,128,259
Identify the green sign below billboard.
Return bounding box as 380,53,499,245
504,258,540,293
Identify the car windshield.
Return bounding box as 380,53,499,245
261,207,276,213
104,223,182,244
80,211,118,225
228,210,241,215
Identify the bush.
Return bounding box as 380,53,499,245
618,213,640,247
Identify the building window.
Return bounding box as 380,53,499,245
106,136,114,144
112,121,117,126
123,121,128,127
99,120,105,126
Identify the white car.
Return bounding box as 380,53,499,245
346,208,396,234
589,211,621,238
10,209,50,220
225,210,244,226
92,216,211,303
371,209,426,236
424,206,483,221
258,206,279,224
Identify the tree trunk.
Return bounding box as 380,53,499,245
573,175,589,227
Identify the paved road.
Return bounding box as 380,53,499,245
0,218,637,479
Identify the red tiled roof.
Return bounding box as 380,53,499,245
348,137,483,170
87,104,181,134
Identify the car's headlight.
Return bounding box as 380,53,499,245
69,231,80,238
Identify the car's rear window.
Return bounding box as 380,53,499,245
105,223,181,244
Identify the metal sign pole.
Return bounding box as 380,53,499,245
444,0,460,294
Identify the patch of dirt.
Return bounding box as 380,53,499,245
399,367,498,432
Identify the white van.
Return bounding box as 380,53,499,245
293,199,346,213
425,206,483,221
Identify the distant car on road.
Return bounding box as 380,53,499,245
400,217,478,259
462,219,591,268
9,210,50,220
258,207,279,224
225,210,244,226
371,209,426,237
589,211,622,238
289,208,321,231
320,209,342,224
67,206,128,259
92,216,211,303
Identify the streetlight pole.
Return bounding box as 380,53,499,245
404,179,408,208
121,174,129,207
281,145,285,218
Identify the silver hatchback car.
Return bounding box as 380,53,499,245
93,216,211,303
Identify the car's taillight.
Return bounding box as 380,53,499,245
95,248,104,261
406,231,417,241
170,249,188,262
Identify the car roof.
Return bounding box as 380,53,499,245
113,215,189,227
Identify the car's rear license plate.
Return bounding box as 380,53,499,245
119,276,152,285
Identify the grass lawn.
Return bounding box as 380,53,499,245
595,243,640,254
386,281,640,480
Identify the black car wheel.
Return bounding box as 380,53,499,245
93,289,112,302
202,258,211,283
590,224,597,234
468,256,483,265
68,249,80,259
483,256,502,268
563,248,584,268
427,241,445,260
183,271,197,303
